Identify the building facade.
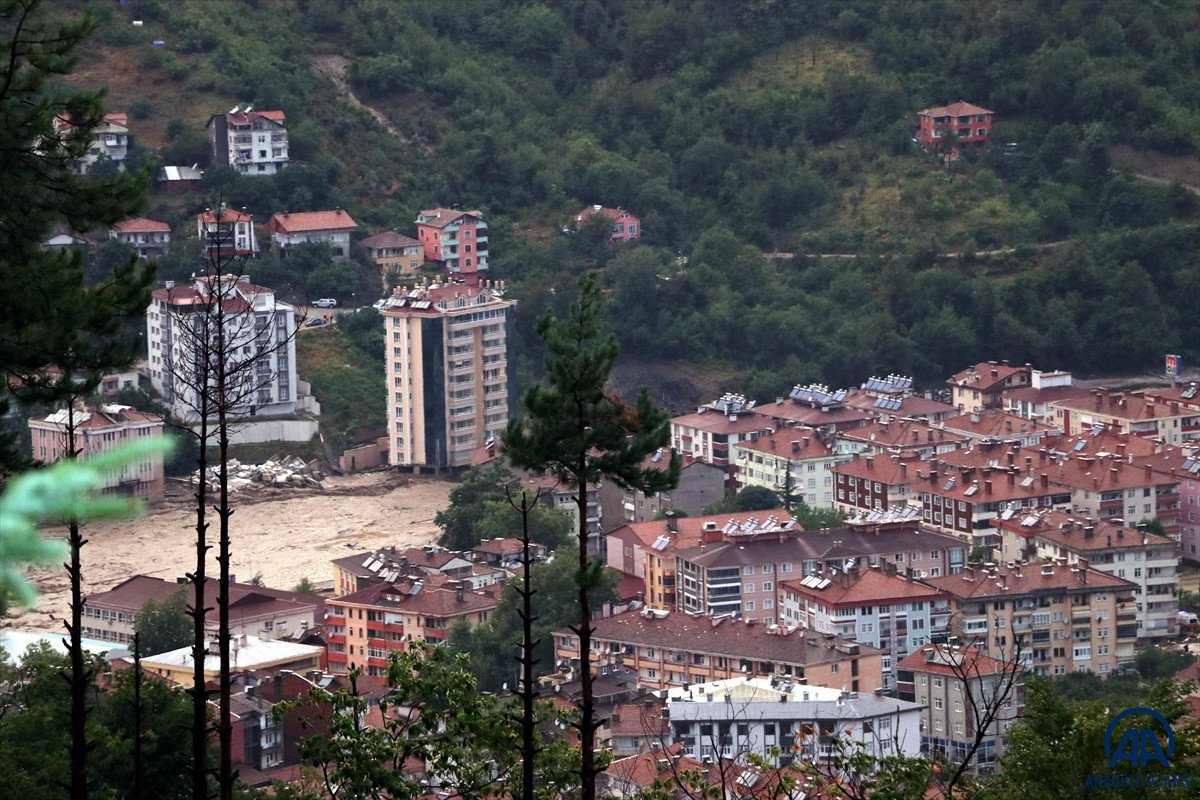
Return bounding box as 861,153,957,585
415,208,488,285
28,403,165,503
197,207,258,257
575,205,641,243
208,108,289,176
381,280,515,470
732,433,844,508
146,275,297,422
265,210,358,259
916,102,994,150
361,231,424,282
110,217,171,258
947,362,1030,413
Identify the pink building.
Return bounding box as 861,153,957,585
415,208,488,285
575,205,641,243
916,101,994,150
28,403,165,503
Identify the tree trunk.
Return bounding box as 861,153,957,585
132,632,144,800
189,409,211,800
216,403,235,800
576,449,597,800
515,490,538,800
63,403,91,800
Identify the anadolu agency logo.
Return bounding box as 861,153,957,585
1084,707,1194,789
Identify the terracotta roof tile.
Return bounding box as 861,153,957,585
266,210,358,233
112,217,170,234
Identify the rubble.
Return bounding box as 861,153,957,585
191,455,326,492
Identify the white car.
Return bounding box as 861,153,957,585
313,298,338,308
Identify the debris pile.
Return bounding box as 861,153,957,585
192,456,325,492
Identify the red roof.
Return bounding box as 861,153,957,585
360,231,420,249
838,419,968,449
781,569,949,608
941,410,1055,439
739,432,831,459
198,208,252,224
947,362,1028,393
225,109,286,126
896,643,1014,678
112,217,170,234
266,210,358,234
576,205,635,224
417,208,484,229
921,562,1134,599
990,507,1175,552
831,455,924,486
919,101,994,118
671,407,773,436
1053,390,1192,421
103,112,129,126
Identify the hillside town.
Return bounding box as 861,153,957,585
4,2,1200,798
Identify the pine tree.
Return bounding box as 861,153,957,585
502,273,679,799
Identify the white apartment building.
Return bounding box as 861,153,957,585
381,280,515,470
146,275,297,423
664,677,922,768
207,107,288,176
198,207,258,257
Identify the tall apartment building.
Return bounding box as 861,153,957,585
415,208,488,285
381,280,515,469
197,207,258,257
896,644,1024,773
992,509,1179,640
921,562,1138,676
28,403,165,503
207,107,288,176
146,275,297,422
671,394,774,487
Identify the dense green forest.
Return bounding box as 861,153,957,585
80,0,1200,399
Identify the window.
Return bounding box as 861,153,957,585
762,581,773,592
744,584,755,593
744,601,755,612
744,566,756,576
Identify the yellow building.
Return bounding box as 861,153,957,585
140,635,323,688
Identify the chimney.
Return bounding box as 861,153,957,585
666,511,678,533
930,469,939,485
984,480,992,495
1040,473,1049,488
899,462,907,478
455,581,465,603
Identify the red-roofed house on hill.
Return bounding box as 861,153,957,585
916,101,994,150
207,107,288,176
415,208,488,285
110,218,171,259
947,362,1031,413
29,403,165,502
574,205,641,243
360,231,424,280
265,210,358,259
197,206,258,257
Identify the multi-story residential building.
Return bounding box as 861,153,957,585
574,205,641,243
732,433,843,507
197,207,258,257
834,419,968,459
1144,383,1200,444
916,102,994,150
844,375,956,423
360,231,424,281
325,575,499,676
415,208,488,285
921,561,1138,676
779,566,953,690
754,384,874,438
28,403,165,502
524,473,605,553
265,210,358,259
82,574,322,646
916,462,1073,543
1143,447,1200,561
599,452,726,529
58,111,129,174
147,275,297,422
207,107,288,176
673,518,970,623
940,410,1058,447
671,394,774,486
471,537,548,568
380,280,515,470
1002,369,1089,425
992,509,1179,640
331,545,487,596
896,644,1023,773
556,610,884,692
1052,389,1195,446
664,677,922,767
832,454,926,515
110,217,170,259
947,362,1030,413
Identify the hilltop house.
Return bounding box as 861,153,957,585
360,231,424,281
574,205,641,243
110,218,171,259
916,102,994,150
415,208,488,285
265,210,358,259
207,107,289,176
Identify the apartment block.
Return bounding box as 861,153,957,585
832,454,926,515
731,432,844,508
1002,369,1089,425
671,394,774,483
381,280,515,470
915,461,1073,543
992,509,1179,640
921,562,1138,676
844,375,957,423
83,575,322,646
146,275,297,422
834,418,968,459
940,410,1058,447
896,644,1023,773
361,231,424,281
197,207,258,257
28,403,165,503
555,610,884,692
1052,389,1195,446
207,107,288,176
415,208,488,285
600,452,725,529
325,575,499,677
947,362,1030,413
664,677,922,767
753,384,874,438
779,566,953,690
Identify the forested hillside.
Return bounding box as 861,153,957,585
75,0,1200,400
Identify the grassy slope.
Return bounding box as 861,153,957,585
294,326,385,450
